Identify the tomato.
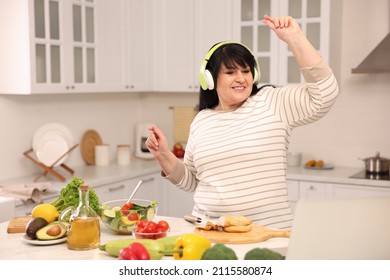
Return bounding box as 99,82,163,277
128,213,139,221
157,220,170,232
137,220,148,229
142,221,157,233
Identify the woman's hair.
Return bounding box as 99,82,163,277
198,43,259,111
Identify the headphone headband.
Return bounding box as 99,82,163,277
199,41,261,90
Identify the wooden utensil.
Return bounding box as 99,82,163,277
194,224,290,244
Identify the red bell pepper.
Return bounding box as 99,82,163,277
118,242,151,260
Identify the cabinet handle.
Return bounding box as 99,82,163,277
139,177,154,183
309,185,315,190
108,184,125,192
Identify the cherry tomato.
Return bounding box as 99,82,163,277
137,220,148,229
142,221,157,233
128,213,139,221
157,220,170,232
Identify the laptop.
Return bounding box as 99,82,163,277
285,196,390,260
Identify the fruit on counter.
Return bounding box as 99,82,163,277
50,176,101,218
305,159,325,168
201,243,238,260
31,203,59,223
172,143,185,158
118,242,151,260
244,248,285,260
25,217,49,239
36,222,67,240
100,238,166,260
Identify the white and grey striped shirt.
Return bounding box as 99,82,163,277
167,60,339,229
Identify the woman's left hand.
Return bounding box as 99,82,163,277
262,15,302,44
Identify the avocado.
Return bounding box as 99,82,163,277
36,222,67,240
25,217,49,239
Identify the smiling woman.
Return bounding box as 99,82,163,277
145,16,339,230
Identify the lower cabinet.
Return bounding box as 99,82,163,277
328,183,390,199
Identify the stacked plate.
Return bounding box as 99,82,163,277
32,123,74,167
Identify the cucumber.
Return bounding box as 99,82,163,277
157,235,181,255
103,209,115,218
146,207,156,220
100,238,165,260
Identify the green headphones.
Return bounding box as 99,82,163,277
199,41,261,91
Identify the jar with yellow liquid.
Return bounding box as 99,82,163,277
60,183,100,250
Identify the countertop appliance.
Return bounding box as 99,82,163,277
135,122,154,159
349,170,390,181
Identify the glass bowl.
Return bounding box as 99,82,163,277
99,199,158,235
132,227,170,240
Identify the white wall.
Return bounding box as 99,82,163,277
0,0,389,181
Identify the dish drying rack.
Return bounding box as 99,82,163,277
23,144,78,182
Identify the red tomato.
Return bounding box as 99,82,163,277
137,220,148,229
142,221,157,233
157,220,170,232
128,213,139,221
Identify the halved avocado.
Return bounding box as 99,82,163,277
25,217,49,239
36,222,67,240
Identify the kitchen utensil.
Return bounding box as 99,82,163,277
194,224,290,244
127,180,143,203
360,152,390,174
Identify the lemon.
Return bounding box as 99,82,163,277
31,203,59,223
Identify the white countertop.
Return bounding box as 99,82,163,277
0,216,288,260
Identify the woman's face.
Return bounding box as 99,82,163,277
215,63,253,110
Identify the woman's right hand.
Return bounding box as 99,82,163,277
145,125,170,158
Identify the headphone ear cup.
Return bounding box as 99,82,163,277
253,67,261,84
204,69,215,90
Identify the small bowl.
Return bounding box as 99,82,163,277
99,199,158,235
132,228,170,240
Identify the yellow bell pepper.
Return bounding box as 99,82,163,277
173,234,211,260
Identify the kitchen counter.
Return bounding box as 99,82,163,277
0,216,288,260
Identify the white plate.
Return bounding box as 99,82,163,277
35,135,69,166
32,123,74,166
22,235,67,246
304,164,334,170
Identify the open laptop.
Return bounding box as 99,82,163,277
285,196,390,260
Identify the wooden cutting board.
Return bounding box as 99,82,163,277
194,224,290,244
7,216,32,233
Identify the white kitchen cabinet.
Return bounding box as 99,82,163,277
162,180,195,218
328,183,390,199
152,0,233,92
232,0,330,86
122,0,153,92
299,180,328,200
92,180,128,203
0,0,124,94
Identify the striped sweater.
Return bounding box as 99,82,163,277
166,59,339,229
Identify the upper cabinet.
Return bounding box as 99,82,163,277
152,0,233,92
0,0,124,94
232,0,330,86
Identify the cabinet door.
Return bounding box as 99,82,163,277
164,180,195,218
299,181,328,200
233,0,330,86
123,0,153,92
153,0,194,92
329,183,390,199
93,181,128,202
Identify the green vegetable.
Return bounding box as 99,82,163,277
244,248,285,260
100,238,165,260
201,243,238,260
50,177,101,217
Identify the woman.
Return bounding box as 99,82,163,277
145,15,339,229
